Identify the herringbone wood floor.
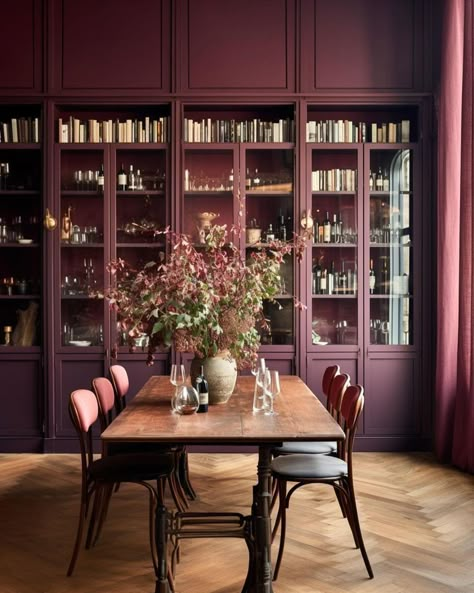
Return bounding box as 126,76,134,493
0,453,472,593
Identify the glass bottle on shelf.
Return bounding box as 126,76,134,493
323,211,331,243
369,258,376,294
97,164,104,193
117,163,127,190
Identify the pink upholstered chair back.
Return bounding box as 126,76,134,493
92,377,116,430
70,389,99,433
110,365,129,412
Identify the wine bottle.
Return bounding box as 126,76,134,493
117,163,127,191
253,168,260,189
376,166,383,191
277,209,286,240
369,258,376,294
97,164,104,193
369,170,374,191
312,258,322,294
330,214,338,243
381,257,389,294
323,211,331,243
128,164,136,191
320,268,328,294
328,260,335,295
339,261,347,294
265,223,275,242
195,365,209,413
245,168,251,190
383,169,390,191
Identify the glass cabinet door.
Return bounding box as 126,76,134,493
243,147,294,345
59,148,106,348
182,147,237,240
367,147,414,346
308,146,361,349
0,145,42,347
114,146,169,348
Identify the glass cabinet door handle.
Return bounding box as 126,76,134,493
44,208,57,231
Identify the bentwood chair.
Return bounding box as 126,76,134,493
67,388,175,577
92,377,188,515
272,365,344,457
110,363,197,501
271,384,373,580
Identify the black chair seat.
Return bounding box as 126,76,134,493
90,452,175,483
271,453,347,480
273,440,337,455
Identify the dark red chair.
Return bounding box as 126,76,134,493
271,384,373,580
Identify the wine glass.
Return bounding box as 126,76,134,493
170,364,186,411
264,370,280,416
250,356,266,377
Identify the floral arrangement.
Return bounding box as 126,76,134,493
104,223,307,368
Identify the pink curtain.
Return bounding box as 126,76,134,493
436,0,474,473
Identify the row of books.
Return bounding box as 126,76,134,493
57,116,170,144
183,118,295,143
0,117,40,143
306,119,411,144
311,169,357,192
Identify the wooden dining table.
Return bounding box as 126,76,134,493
101,374,345,593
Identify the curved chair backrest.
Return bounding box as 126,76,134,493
92,377,116,431
340,384,365,463
327,372,350,418
322,364,340,399
110,364,129,413
69,389,99,473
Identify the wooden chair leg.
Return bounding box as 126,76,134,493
67,489,92,576
91,482,115,548
179,448,197,500
333,482,347,518
345,478,373,579
272,480,288,581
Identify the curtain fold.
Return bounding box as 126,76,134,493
436,0,474,473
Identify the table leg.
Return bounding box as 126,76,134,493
155,504,170,593
249,445,274,593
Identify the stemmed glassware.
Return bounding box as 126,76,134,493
170,364,186,412
264,370,280,416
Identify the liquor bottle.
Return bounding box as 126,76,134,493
128,164,136,191
328,260,335,294
228,168,233,190
337,215,343,244
369,170,374,191
117,163,127,190
312,258,322,294
320,268,328,294
376,166,383,190
381,257,389,294
285,213,293,239
339,261,347,294
136,169,143,190
277,210,286,240
195,365,209,413
369,258,376,294
330,214,338,243
245,168,251,191
383,169,390,191
323,211,331,243
252,168,260,189
265,223,275,242
97,164,104,193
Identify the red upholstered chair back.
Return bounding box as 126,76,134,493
322,364,340,398
327,372,350,418
340,384,365,462
110,364,129,413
